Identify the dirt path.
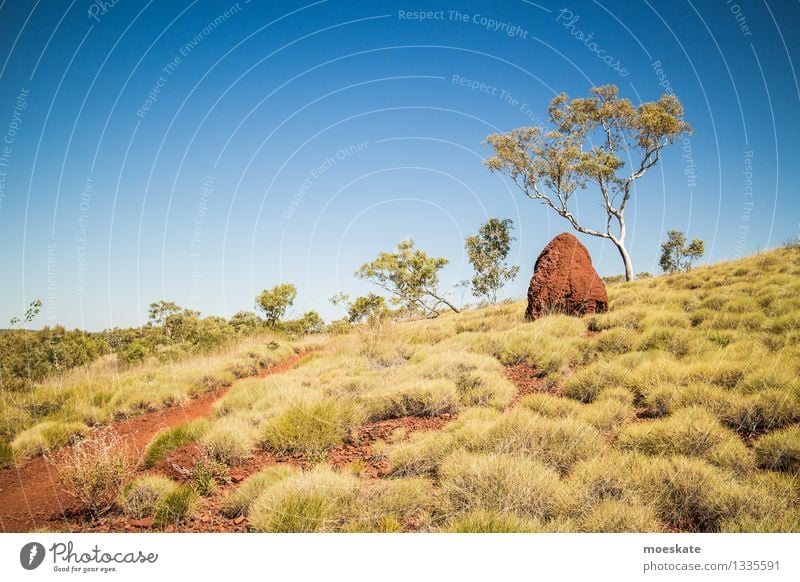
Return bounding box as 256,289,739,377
0,350,310,533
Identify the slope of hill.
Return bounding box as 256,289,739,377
2,247,799,532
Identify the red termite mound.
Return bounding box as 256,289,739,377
525,233,608,321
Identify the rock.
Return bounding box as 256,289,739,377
525,233,608,320
233,516,245,525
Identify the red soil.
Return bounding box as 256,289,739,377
0,350,309,533
504,362,556,408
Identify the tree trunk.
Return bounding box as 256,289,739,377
612,238,634,281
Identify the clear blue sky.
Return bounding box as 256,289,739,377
0,0,798,330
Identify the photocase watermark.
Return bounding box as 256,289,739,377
451,74,543,123
87,0,122,23
0,88,30,211
726,0,753,37
75,176,93,294
284,141,368,221
397,9,529,39
555,8,629,77
20,540,158,574
20,542,46,570
733,150,755,259
137,2,244,119
652,61,696,193
190,175,215,303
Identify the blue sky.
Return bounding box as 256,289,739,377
0,0,798,330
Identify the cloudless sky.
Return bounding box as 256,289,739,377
0,0,798,330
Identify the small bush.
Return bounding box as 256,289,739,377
754,426,800,473
56,429,135,517
259,400,354,457
438,451,563,522
191,454,231,496
143,420,209,469
11,421,89,460
220,465,297,518
118,475,178,518
248,466,360,532
200,417,255,466
153,484,199,526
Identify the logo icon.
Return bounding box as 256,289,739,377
20,542,46,570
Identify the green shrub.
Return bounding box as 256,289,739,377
258,400,354,457
438,451,563,522
191,455,230,496
153,485,199,526
754,426,800,473
248,467,360,532
142,420,209,469
220,465,298,517
118,475,178,518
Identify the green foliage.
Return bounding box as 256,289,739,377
464,218,520,304
255,284,297,327
660,230,705,273
282,310,325,336
228,310,263,334
0,326,109,391
356,239,458,317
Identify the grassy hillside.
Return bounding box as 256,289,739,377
140,246,798,533
0,337,298,466
5,246,800,532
